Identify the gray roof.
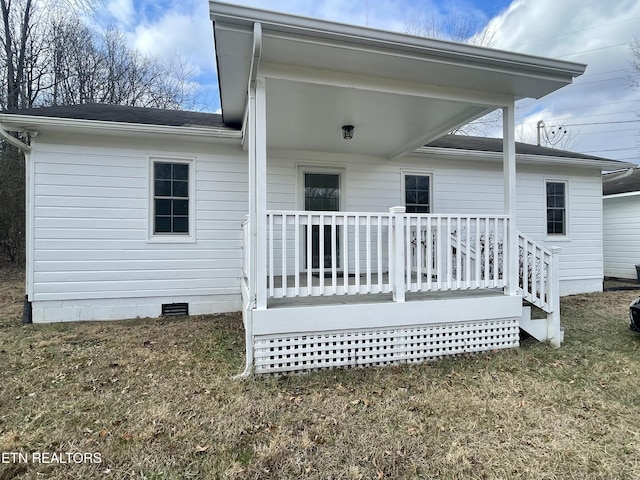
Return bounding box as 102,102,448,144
0,104,622,164
603,168,640,195
427,135,614,162
2,103,228,129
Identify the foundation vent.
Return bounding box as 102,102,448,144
161,303,189,317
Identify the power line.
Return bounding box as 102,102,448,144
539,99,640,112
556,42,630,58
561,120,640,127
511,16,640,49
520,119,640,127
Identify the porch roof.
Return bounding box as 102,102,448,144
0,103,631,171
210,2,585,158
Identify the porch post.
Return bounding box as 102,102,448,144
255,76,268,310
248,84,257,308
503,104,519,296
390,206,406,303
548,246,562,347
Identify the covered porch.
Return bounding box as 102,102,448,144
210,1,584,374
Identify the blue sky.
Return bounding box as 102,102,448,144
99,0,640,163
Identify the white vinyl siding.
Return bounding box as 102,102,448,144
28,137,605,321
603,195,640,280
29,135,247,314
266,151,603,295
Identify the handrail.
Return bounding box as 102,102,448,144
518,232,553,313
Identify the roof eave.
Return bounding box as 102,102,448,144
209,1,586,80
414,146,634,170
0,114,242,140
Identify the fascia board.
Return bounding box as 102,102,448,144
210,1,585,81
0,114,242,141
603,191,640,199
414,146,635,171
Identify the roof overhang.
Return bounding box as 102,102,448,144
210,2,585,158
414,146,636,171
0,114,242,142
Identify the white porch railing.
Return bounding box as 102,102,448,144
258,210,511,300
518,232,556,314
266,211,392,298
405,215,508,293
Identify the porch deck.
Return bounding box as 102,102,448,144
242,210,561,374
268,283,504,309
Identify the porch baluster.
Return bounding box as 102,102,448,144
390,206,406,302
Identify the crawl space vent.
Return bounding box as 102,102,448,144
161,303,189,317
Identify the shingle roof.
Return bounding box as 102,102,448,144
427,135,613,162
2,103,228,128
603,168,640,195
0,104,623,165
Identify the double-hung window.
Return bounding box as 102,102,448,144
546,181,567,235
404,174,431,213
153,161,190,235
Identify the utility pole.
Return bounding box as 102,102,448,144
536,120,544,146
537,119,567,147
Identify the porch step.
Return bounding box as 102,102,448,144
518,306,548,342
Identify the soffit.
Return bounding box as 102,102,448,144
211,1,585,155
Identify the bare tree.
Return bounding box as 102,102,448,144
404,12,499,136
0,1,200,264
404,13,496,47
44,19,196,109
630,37,640,89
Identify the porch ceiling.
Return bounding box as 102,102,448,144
211,1,586,156
266,78,491,157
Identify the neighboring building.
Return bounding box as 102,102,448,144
0,2,632,374
603,168,640,281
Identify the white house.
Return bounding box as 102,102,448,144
0,2,632,374
603,168,640,281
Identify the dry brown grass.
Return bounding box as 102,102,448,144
2,269,640,479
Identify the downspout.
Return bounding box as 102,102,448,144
0,122,33,324
234,22,262,379
0,122,31,153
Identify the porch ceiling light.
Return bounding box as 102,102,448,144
341,125,354,140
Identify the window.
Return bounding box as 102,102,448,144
304,173,340,211
546,181,566,235
153,161,190,234
303,172,341,269
404,174,431,213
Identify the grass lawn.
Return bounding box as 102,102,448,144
2,269,640,479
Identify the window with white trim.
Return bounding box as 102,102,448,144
546,181,566,235
404,174,431,213
153,161,190,234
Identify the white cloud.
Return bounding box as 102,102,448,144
101,0,639,161
131,9,214,74
482,0,640,162
106,0,135,28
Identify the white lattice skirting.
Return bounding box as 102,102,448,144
254,319,520,374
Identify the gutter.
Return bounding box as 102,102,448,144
210,1,586,79
603,191,640,200
0,115,242,141
0,122,31,152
